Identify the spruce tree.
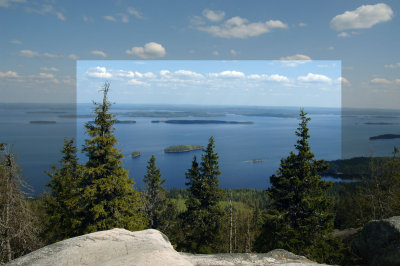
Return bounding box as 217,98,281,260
0,144,40,263
45,138,82,242
143,155,168,230
181,136,226,253
81,81,146,233
255,109,341,263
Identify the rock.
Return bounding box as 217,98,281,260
7,229,191,266
8,229,327,266
352,216,400,265
181,249,327,265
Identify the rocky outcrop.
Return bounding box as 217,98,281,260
181,249,326,265
352,216,400,265
7,229,326,266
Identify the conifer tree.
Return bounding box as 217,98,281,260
45,138,82,242
0,144,40,263
255,109,341,263
143,155,168,229
181,137,226,253
81,81,146,233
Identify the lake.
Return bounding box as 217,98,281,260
1,103,399,195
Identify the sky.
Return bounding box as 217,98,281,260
77,60,341,107
1,0,399,109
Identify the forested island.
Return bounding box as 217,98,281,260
122,111,223,118
115,120,136,124
58,114,94,118
29,120,56,124
131,151,141,158
245,159,266,163
365,122,399,125
369,134,400,140
152,120,253,125
164,145,203,153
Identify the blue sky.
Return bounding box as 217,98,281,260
1,0,399,108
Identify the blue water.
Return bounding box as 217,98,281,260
1,103,400,195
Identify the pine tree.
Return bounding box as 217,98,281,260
255,109,342,263
80,81,146,233
0,144,40,263
45,138,82,242
143,155,168,230
181,137,226,253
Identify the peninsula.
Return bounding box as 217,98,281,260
369,134,400,140
164,145,203,153
152,120,253,125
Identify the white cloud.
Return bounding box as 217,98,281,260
125,42,166,59
10,39,22,44
328,46,335,50
337,32,350,38
40,67,59,72
212,51,219,56
30,72,59,83
56,12,66,21
18,49,39,57
68,54,79,60
117,70,135,78
42,52,62,58
190,15,205,26
280,54,311,60
209,70,245,78
17,49,61,58
370,77,391,84
127,7,143,19
91,50,107,57
202,9,225,22
298,73,332,83
340,77,351,86
298,22,307,27
198,16,287,38
230,49,238,56
160,70,170,77
24,4,66,21
385,62,400,69
128,79,148,86
119,13,129,23
330,3,393,31
247,74,289,82
38,72,54,79
0,0,25,8
86,67,112,79
82,15,91,22
174,70,204,79
143,72,156,78
0,71,19,78
103,15,116,22
279,54,311,67
267,74,289,82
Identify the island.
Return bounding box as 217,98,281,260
29,120,56,124
164,145,203,153
369,134,400,140
131,151,141,158
365,122,399,125
58,114,94,118
115,120,136,124
152,120,253,125
245,159,265,163
122,111,223,118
